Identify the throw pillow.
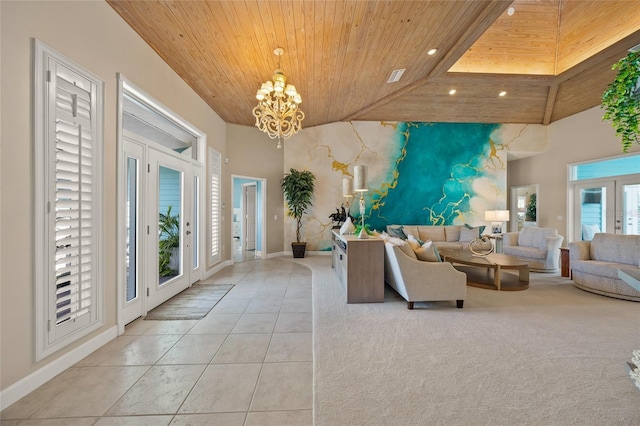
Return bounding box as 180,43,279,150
406,234,425,250
581,223,600,241
414,240,441,262
387,226,408,240
459,226,480,242
464,223,486,236
387,237,417,259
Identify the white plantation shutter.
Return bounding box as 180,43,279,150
209,148,221,265
35,41,104,360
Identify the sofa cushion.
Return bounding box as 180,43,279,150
418,226,446,242
518,226,557,249
503,245,546,260
444,226,461,242
434,241,464,251
589,233,640,266
571,259,633,280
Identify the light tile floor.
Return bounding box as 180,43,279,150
1,258,313,426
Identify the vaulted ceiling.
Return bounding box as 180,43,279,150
107,0,640,130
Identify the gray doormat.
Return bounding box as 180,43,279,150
145,284,234,320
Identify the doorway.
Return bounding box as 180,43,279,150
571,176,640,241
510,184,538,231
118,76,205,330
232,175,266,263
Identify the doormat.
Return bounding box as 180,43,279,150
145,284,234,320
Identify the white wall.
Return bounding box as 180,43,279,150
0,0,226,392
508,106,640,243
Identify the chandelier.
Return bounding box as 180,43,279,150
252,47,305,148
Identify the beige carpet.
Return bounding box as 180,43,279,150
293,256,640,426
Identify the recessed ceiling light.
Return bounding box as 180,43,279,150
427,48,437,55
499,91,507,97
387,68,406,83
507,6,515,16
449,89,456,95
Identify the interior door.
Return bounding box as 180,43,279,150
147,147,193,310
122,138,145,324
244,184,257,251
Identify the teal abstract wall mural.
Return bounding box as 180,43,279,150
366,122,503,231
287,121,512,251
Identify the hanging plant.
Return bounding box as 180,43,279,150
602,50,640,152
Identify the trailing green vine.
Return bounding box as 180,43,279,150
602,51,640,152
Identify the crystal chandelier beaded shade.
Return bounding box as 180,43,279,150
252,48,305,149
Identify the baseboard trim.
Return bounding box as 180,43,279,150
0,325,118,411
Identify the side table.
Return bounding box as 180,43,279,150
560,247,570,278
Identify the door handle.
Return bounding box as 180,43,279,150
186,230,191,235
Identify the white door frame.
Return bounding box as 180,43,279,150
116,75,206,334
231,174,267,262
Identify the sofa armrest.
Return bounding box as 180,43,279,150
542,234,563,261
502,232,519,247
568,240,591,261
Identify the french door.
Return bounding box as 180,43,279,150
122,137,200,323
572,175,640,241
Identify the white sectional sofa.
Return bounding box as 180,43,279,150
386,225,484,252
502,227,564,272
383,241,467,309
568,233,640,302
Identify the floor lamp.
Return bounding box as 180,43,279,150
353,165,369,239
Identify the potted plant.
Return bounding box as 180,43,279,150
602,50,640,152
281,168,316,258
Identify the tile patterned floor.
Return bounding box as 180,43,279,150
1,258,313,426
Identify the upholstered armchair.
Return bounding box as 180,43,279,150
383,242,467,309
502,227,564,272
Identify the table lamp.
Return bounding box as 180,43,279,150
353,165,368,239
485,210,510,234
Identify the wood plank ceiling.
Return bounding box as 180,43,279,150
107,0,640,129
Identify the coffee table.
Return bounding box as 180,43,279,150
440,251,529,291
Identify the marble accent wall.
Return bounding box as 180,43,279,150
285,121,540,251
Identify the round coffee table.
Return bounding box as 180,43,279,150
440,251,529,291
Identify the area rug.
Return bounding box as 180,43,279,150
145,283,233,320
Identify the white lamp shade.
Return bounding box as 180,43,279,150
342,177,354,197
485,210,510,221
353,165,368,191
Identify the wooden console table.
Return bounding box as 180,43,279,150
332,231,384,303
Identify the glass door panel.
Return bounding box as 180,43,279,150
158,165,183,285
122,138,145,325
572,181,615,241
618,178,640,235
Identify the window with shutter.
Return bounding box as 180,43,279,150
34,41,104,360
209,148,221,265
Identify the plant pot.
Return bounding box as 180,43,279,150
291,242,307,258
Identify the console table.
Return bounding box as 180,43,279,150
332,231,384,303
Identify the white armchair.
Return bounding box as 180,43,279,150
502,227,564,272
383,242,467,309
